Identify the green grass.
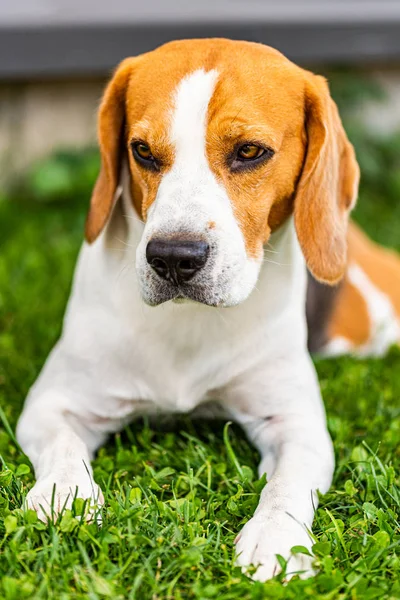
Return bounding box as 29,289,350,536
1,80,400,598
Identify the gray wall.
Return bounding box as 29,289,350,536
2,1,400,78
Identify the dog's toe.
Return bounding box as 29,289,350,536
24,476,104,524
235,512,315,582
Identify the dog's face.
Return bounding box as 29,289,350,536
86,39,359,307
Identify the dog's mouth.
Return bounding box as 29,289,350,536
147,284,223,307
138,267,226,307
172,291,222,307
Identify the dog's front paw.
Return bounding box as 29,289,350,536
235,512,315,581
24,474,104,524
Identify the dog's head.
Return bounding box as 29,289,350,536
86,39,359,307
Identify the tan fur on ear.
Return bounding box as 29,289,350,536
85,58,137,243
294,75,360,284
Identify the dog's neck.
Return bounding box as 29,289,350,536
87,166,307,342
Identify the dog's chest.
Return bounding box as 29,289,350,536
111,302,268,413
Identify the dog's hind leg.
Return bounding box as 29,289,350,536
312,222,400,357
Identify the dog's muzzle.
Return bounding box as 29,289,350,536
146,239,209,286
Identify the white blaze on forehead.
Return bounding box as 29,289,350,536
137,67,263,307
170,69,219,168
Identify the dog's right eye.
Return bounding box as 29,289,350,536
131,141,159,170
237,144,266,161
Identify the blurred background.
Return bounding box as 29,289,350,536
1,1,400,245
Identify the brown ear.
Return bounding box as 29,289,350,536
85,58,136,243
294,75,360,284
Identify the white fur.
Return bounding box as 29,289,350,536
321,335,353,357
17,69,334,582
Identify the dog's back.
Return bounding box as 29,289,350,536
307,222,400,356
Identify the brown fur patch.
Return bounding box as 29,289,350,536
327,271,370,345
204,43,307,258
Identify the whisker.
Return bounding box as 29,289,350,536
116,262,134,284
261,257,290,267
122,213,144,224
114,237,136,249
214,307,230,327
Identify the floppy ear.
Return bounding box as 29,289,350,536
85,58,136,243
294,75,359,284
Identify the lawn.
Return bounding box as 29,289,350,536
1,72,400,599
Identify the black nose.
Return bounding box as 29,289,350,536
146,239,209,284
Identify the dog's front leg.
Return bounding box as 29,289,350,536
16,387,107,523
226,355,334,581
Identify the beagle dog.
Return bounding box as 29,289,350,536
17,39,400,581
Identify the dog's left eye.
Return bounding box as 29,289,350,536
230,143,275,172
131,141,158,169
237,144,265,161
132,142,153,159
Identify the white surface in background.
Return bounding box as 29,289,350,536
360,70,400,135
